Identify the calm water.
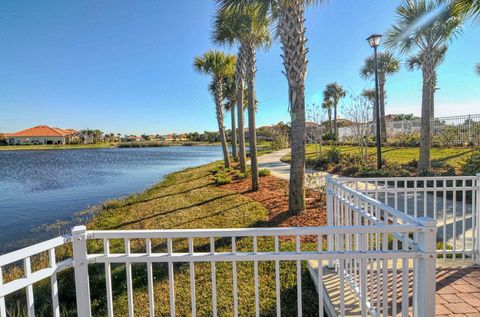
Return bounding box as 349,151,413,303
0,146,222,252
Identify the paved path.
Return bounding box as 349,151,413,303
257,149,329,190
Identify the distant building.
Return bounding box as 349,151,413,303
5,125,78,145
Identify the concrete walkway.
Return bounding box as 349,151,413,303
257,148,329,190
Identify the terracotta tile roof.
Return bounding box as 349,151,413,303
9,125,69,137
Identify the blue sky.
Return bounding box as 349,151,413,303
0,0,479,135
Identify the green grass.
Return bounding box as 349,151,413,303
82,161,319,316
0,143,116,151
281,145,477,169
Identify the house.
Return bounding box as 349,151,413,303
6,125,78,145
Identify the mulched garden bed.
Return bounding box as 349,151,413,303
220,175,326,229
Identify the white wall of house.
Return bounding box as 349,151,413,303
8,136,66,145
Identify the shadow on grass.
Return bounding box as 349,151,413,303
106,192,237,229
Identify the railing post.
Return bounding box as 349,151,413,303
326,175,335,268
414,217,436,317
476,174,480,265
72,226,92,317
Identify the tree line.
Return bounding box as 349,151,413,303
194,0,480,214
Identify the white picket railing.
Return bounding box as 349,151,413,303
3,174,478,316
326,176,436,317
337,174,480,261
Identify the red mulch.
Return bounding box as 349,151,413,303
220,175,326,229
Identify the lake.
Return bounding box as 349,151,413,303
0,146,222,253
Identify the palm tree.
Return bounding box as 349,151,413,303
361,88,376,106
452,0,480,19
222,77,238,158
194,50,236,169
213,4,271,191
213,10,247,173
451,1,480,74
323,83,346,141
219,0,324,213
385,0,462,173
406,46,447,120
322,98,333,138
360,52,400,142
211,77,238,158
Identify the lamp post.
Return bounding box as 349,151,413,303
367,33,383,170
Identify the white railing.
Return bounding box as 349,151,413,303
326,176,436,317
338,174,480,261
0,223,433,317
0,234,73,317
5,175,475,316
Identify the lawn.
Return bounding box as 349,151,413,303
82,162,320,316
281,145,477,169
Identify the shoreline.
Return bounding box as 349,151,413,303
0,141,221,151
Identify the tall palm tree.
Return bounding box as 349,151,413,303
322,98,333,137
360,52,400,142
194,50,236,169
385,0,462,173
213,4,271,191
476,63,480,74
406,46,447,120
223,77,238,158
323,82,346,141
211,77,238,158
219,0,324,213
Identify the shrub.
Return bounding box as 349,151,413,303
210,166,221,175
214,174,232,185
259,169,271,177
326,146,341,163
236,171,248,179
387,132,420,147
461,151,480,176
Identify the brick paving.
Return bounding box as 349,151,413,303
436,265,480,316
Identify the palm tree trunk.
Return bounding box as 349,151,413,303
328,108,332,137
215,80,231,169
230,103,238,159
379,77,387,143
418,68,432,173
236,45,247,173
333,99,338,141
278,1,307,214
246,43,259,191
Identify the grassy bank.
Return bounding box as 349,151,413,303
85,162,320,316
4,160,321,316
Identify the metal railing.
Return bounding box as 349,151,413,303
338,174,480,261
326,176,436,316
5,176,475,316
338,113,480,145
0,225,433,317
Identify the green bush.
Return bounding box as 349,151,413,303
259,169,271,177
210,166,221,175
236,171,248,179
326,146,341,163
214,173,232,185
461,151,480,175
387,132,420,147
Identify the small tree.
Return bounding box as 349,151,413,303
271,121,290,150
342,94,373,160
307,103,327,159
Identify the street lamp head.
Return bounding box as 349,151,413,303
367,34,382,48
